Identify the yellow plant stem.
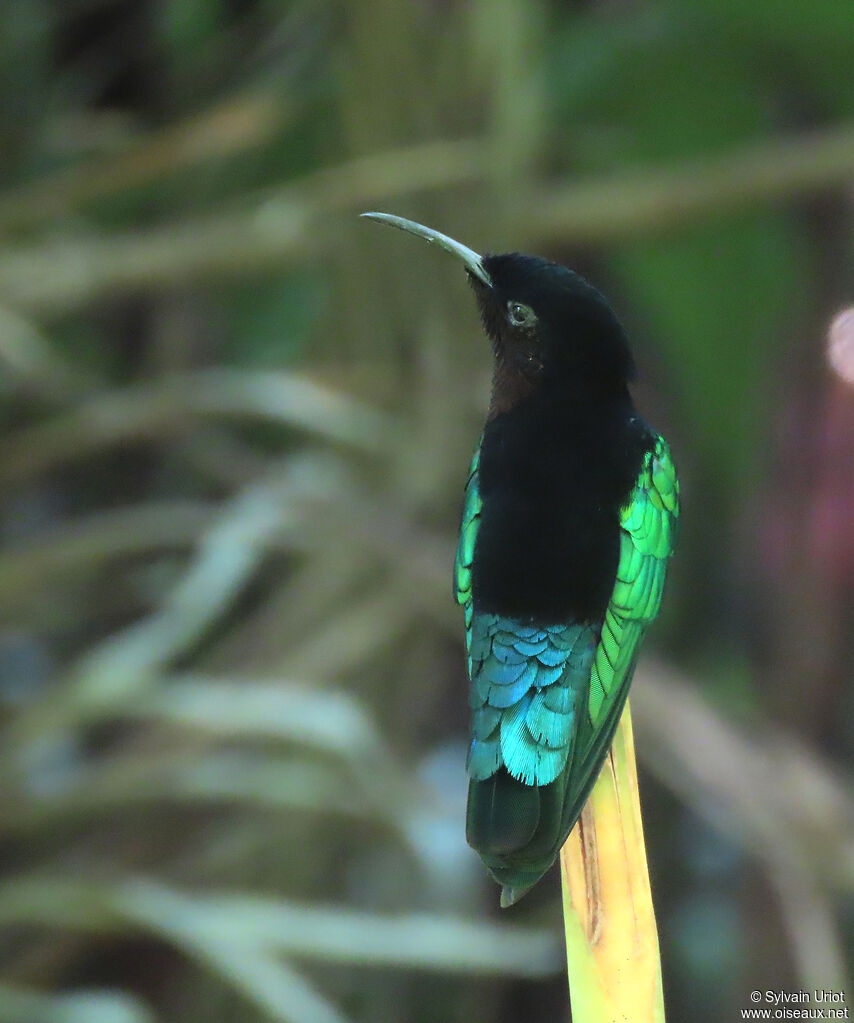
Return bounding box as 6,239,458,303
560,701,665,1022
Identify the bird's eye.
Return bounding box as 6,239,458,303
507,301,536,328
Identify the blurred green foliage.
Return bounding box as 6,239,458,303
0,2,852,1022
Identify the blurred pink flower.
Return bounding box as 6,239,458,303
828,308,854,386
760,313,854,587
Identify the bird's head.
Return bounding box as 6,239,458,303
362,212,635,415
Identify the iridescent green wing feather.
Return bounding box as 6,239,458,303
559,434,679,832
454,447,481,647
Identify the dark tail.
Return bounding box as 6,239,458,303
465,768,569,905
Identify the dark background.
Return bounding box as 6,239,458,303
0,1,852,1021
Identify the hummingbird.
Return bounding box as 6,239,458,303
362,212,679,907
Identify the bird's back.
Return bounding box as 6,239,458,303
456,391,677,904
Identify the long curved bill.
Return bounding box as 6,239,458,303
361,212,492,287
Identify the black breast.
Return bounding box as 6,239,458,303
471,389,652,625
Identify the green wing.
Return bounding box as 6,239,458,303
454,446,481,644
558,434,679,833
590,434,678,723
